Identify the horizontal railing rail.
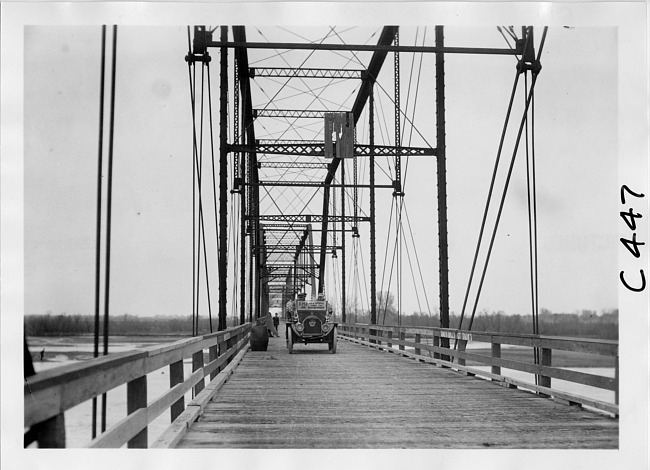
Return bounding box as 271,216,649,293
338,323,618,416
24,323,251,448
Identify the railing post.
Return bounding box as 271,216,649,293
538,348,552,389
457,339,466,366
615,354,619,406
209,344,219,380
433,334,440,359
399,331,405,351
192,349,205,395
387,330,393,348
415,333,421,356
491,343,501,376
33,413,66,448
169,360,185,422
126,375,147,448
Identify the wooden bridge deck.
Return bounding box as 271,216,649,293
175,333,618,449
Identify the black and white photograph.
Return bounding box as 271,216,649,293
1,1,648,469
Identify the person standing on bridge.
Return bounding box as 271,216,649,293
273,313,279,332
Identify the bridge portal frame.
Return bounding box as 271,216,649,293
192,25,527,329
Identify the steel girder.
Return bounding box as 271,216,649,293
250,67,364,79
229,142,436,157
253,109,334,119
248,214,370,223
208,40,524,56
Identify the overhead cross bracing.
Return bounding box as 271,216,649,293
187,25,540,330
249,67,365,79
229,142,436,156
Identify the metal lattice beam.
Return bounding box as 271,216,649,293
256,245,341,251
254,109,336,119
229,142,436,157
258,161,329,170
250,67,364,79
249,215,370,223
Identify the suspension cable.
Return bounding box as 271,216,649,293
92,24,107,440
467,27,548,331
456,69,524,333
101,24,118,433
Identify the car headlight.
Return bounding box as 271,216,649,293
295,323,304,332
322,323,331,333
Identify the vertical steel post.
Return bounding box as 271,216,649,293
318,187,330,293
435,26,450,355
234,51,246,326
369,83,377,325
239,142,246,325
308,225,316,296
394,28,404,325
341,142,346,322
248,154,254,322
393,27,402,193
218,26,228,331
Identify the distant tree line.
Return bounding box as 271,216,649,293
24,313,221,337
344,292,618,339
26,297,618,340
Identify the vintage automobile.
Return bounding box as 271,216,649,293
285,295,337,354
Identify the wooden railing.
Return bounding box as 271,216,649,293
24,323,251,448
339,323,618,416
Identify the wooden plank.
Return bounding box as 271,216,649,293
340,324,618,356
503,376,619,416
25,355,147,427
26,324,252,445
151,345,250,448
88,358,230,448
88,408,147,448
24,349,147,394
344,336,506,382
176,338,617,449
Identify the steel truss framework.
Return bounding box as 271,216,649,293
192,24,534,332
229,142,437,157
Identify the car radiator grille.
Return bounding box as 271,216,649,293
303,317,322,335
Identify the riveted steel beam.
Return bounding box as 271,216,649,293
208,40,523,56
248,214,370,223
250,67,364,79
229,142,436,157
253,109,336,119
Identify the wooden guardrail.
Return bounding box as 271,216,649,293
24,323,251,448
338,323,618,416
